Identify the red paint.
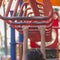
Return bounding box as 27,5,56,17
0,0,2,7
0,0,58,49
30,12,58,48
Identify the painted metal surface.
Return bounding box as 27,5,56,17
10,11,16,60
37,0,60,6
24,0,60,6
0,2,58,51
0,0,2,7
0,0,52,41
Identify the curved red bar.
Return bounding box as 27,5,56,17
0,0,2,7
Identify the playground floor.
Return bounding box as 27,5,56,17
0,56,60,60
47,58,59,60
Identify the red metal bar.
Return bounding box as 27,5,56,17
13,0,20,16
19,2,29,16
24,8,31,16
0,0,54,43
27,12,33,16
28,0,40,16
0,0,2,7
24,7,44,16
4,0,20,31
0,1,58,60
0,0,52,42
5,0,13,16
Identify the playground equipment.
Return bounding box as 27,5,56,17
0,0,2,6
38,0,60,6
0,0,59,60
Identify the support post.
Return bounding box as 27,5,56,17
10,11,16,60
19,34,23,60
38,26,46,60
22,27,28,60
19,0,23,60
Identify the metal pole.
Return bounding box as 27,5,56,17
38,27,46,60
0,0,2,7
3,0,8,55
22,27,28,60
19,0,23,60
10,11,16,60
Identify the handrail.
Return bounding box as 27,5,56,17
0,15,48,20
